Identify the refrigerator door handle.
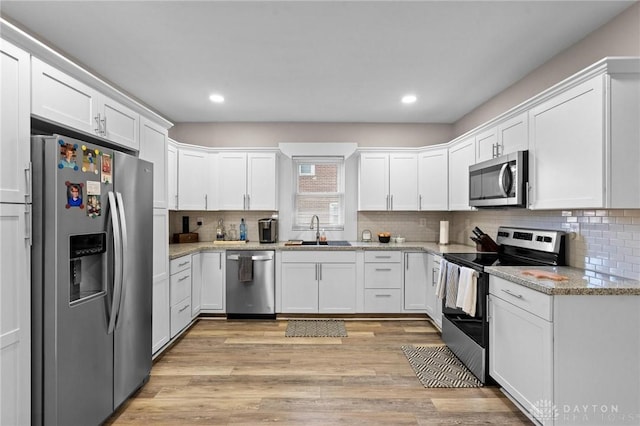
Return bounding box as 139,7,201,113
107,192,124,334
114,192,129,330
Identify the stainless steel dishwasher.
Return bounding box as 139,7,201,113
226,250,275,319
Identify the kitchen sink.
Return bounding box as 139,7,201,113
300,240,351,246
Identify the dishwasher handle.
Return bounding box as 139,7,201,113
227,254,273,262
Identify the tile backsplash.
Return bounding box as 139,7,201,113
171,209,640,280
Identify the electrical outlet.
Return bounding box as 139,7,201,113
196,217,204,226
419,218,427,227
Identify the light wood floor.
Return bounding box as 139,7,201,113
105,318,531,425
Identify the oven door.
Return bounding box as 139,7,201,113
441,273,488,347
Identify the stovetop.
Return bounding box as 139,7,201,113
443,252,499,271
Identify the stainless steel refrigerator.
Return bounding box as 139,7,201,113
31,134,153,425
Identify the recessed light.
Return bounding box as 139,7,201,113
402,94,417,104
209,94,225,103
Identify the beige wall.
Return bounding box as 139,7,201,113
454,2,640,136
169,122,453,148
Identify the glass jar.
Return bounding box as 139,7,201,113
227,224,238,241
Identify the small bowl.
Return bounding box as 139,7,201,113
395,237,406,244
378,235,390,243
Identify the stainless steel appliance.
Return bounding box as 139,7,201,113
258,218,278,243
469,150,528,208
440,226,565,384
226,250,276,319
31,134,153,425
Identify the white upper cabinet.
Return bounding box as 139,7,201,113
418,147,448,210
476,112,528,163
448,137,475,211
1,39,30,204
32,57,140,150
359,152,418,211
529,66,640,209
177,147,217,210
139,117,168,208
218,152,277,210
167,141,178,210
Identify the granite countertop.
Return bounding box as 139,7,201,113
486,265,640,296
168,240,482,259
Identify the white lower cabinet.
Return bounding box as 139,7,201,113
363,251,402,313
169,255,192,338
489,275,640,425
425,254,443,329
200,251,225,312
403,252,428,311
0,204,31,426
280,251,356,313
151,208,170,355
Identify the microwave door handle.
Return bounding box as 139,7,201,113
498,163,511,197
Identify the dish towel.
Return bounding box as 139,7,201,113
238,256,253,282
435,258,448,299
455,267,478,316
444,263,460,309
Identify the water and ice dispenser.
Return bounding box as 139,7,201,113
69,233,107,304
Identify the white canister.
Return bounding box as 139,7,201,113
439,221,449,245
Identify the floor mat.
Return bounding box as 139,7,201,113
285,319,348,337
401,345,483,388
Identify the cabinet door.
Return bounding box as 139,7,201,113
167,141,178,210
0,204,30,425
101,95,139,151
204,152,219,211
425,254,442,328
1,40,30,204
191,253,202,317
497,112,528,156
177,148,207,210
489,294,552,424
529,76,604,209
403,253,428,311
281,263,318,313
448,137,475,211
151,209,170,355
389,153,418,210
475,127,498,162
418,148,448,210
359,153,389,210
218,152,248,210
319,263,356,314
247,152,277,210
31,57,99,135
139,117,168,208
201,252,225,311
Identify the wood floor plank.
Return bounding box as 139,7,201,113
105,319,532,425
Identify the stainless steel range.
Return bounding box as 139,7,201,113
440,226,566,384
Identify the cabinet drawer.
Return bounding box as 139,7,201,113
170,298,192,338
170,255,192,274
364,263,402,288
490,276,552,321
364,289,401,313
170,269,191,305
364,251,402,263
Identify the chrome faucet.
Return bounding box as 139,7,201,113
310,215,320,244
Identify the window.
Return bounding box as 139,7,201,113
292,156,345,230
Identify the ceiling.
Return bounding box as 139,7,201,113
1,1,635,124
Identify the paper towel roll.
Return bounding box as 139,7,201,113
439,221,449,245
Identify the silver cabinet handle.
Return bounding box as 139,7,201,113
390,194,393,210
501,288,523,299
246,194,250,210
375,268,392,272
94,113,102,135
178,261,189,267
179,304,190,313
375,255,391,259
319,264,322,281
315,263,318,281
219,252,222,270
178,275,189,282
375,294,392,298
405,253,409,270
24,161,32,204
432,268,438,286
24,205,32,246
101,115,107,135
205,194,208,210
419,194,422,210
385,194,389,210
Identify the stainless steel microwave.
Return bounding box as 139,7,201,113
469,150,528,208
